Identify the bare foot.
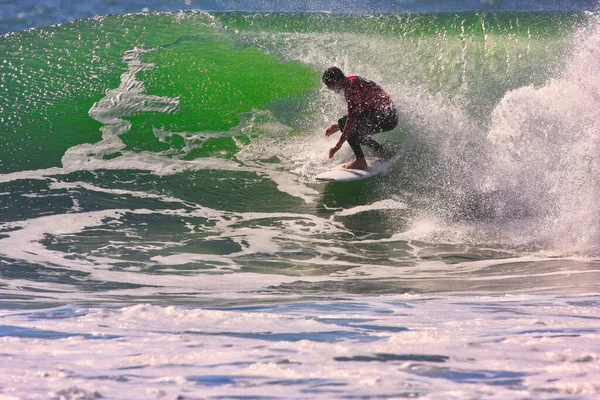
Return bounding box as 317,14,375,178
342,158,368,170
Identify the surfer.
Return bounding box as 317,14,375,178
323,67,398,170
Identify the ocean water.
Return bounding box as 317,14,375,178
1,1,600,399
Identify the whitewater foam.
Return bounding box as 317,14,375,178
1,294,598,399
486,15,600,255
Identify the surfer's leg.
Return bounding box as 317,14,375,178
360,108,398,159
345,134,368,169
335,114,367,168
378,108,398,132
346,133,365,159
360,136,394,159
337,115,348,131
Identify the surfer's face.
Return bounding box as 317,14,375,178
325,81,343,93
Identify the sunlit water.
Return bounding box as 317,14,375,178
1,1,599,399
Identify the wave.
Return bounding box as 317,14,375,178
1,10,600,254
2,1,598,34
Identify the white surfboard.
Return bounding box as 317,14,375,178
315,158,394,182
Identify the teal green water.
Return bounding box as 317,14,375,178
0,11,587,174
0,12,319,173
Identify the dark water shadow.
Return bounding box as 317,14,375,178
335,353,449,363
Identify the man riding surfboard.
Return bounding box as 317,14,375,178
322,67,398,170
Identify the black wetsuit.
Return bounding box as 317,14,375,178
339,76,398,159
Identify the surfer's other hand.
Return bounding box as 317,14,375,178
329,145,340,159
325,124,339,136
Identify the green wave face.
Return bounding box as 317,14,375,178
0,11,587,174
0,12,320,173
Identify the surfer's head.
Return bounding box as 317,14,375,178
322,67,346,92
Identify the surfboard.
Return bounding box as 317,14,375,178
315,158,394,182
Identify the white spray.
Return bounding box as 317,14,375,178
486,15,600,254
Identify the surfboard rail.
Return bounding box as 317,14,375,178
314,157,394,182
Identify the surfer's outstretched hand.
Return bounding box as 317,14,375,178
325,124,339,136
329,145,341,159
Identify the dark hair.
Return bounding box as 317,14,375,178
322,67,346,87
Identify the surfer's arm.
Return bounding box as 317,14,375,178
329,116,356,159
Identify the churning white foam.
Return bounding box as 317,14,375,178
486,16,600,255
